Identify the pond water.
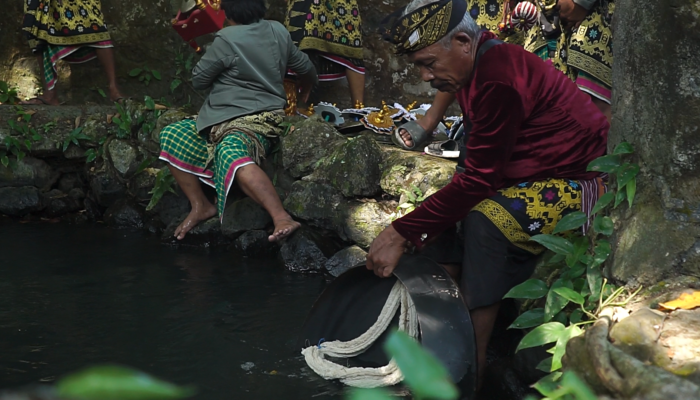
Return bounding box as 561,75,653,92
0,220,343,399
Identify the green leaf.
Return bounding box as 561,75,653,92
614,189,626,208
627,178,636,208
146,168,176,211
515,322,566,352
0,94,8,103
508,308,544,329
587,154,621,173
593,215,614,236
552,310,568,325
544,279,573,322
347,388,393,400
553,211,587,234
559,371,598,400
533,372,563,397
530,234,574,255
170,79,182,93
85,149,97,163
551,325,583,371
535,356,553,373
592,240,611,266
145,96,156,110
0,155,7,167
613,141,634,155
569,309,584,324
617,163,640,190
587,263,602,300
503,279,549,300
566,235,589,267
56,365,196,400
560,262,585,281
62,140,70,152
383,330,459,400
553,287,585,305
98,88,107,98
152,70,162,80
591,192,614,215
0,80,7,92
129,68,143,77
24,139,32,151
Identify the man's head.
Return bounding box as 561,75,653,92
222,0,267,25
383,0,480,93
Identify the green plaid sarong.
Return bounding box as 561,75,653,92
159,119,271,219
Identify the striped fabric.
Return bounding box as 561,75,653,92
159,119,271,219
42,41,113,90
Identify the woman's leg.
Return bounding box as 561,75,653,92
22,54,60,105
169,166,217,240
95,47,125,101
234,163,300,242
346,68,365,105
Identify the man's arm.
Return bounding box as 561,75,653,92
191,36,234,91
391,82,526,248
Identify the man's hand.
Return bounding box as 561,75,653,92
557,0,588,30
366,225,409,278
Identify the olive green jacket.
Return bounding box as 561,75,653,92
192,20,317,132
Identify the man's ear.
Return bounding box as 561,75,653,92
452,32,473,53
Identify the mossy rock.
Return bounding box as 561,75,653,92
279,117,346,178
380,147,456,198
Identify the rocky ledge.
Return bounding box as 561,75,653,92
0,102,456,275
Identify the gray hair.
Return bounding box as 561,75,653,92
403,0,480,49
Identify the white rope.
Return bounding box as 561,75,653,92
301,281,419,388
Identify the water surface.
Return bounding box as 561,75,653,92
0,220,341,399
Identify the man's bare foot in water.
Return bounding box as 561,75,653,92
174,203,217,240
269,216,301,242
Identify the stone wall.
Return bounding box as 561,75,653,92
0,0,439,110
0,103,456,277
608,0,700,285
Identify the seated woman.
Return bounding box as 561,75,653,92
159,0,318,241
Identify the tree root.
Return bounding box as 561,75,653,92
565,308,700,399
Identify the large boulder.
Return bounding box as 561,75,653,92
103,198,145,229
107,139,140,178
305,134,384,197
231,230,276,256
0,186,44,216
42,189,82,218
380,147,456,198
161,214,229,247
152,109,192,144
152,192,190,227
0,157,59,190
221,197,272,237
279,117,346,178
325,246,367,277
283,181,344,230
337,200,395,248
279,227,342,273
88,169,127,208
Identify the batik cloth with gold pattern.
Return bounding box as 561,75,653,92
524,0,614,103
380,0,468,55
467,0,528,45
472,178,584,255
285,0,365,80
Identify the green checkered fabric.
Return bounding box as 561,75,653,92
159,119,270,218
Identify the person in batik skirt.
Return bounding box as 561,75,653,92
21,0,125,105
284,0,365,105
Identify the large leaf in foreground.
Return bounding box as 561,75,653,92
516,322,566,353
56,365,196,400
503,279,549,300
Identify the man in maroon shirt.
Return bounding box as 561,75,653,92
369,0,608,387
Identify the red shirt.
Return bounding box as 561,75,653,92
392,32,608,248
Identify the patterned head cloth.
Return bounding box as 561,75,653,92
379,0,468,55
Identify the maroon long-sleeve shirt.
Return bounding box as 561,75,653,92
392,32,608,248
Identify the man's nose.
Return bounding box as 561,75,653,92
420,67,434,82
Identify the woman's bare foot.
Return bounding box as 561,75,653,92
269,216,301,242
174,203,217,240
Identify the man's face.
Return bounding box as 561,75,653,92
407,32,475,93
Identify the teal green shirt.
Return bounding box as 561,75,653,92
192,20,317,132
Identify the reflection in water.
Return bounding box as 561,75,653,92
0,221,342,399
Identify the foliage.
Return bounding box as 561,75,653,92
129,66,162,86
2,107,42,170
146,167,176,211
113,101,133,139
0,80,20,105
392,184,425,220
60,127,91,152
56,364,195,400
348,330,459,400
504,142,642,397
524,371,597,400
171,51,197,94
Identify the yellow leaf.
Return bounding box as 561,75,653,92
658,291,700,311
